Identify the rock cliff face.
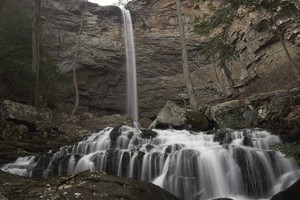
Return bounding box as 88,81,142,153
37,0,300,119
39,0,126,115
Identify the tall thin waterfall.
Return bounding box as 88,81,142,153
121,8,138,121
2,127,300,200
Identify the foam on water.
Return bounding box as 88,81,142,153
1,127,299,200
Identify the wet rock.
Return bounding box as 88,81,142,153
150,101,214,131
145,144,154,152
141,129,158,139
165,144,182,154
106,149,120,175
127,131,134,139
139,117,153,129
210,129,233,145
1,100,78,131
78,114,133,132
270,179,300,200
0,170,180,200
186,110,210,131
0,101,92,165
150,101,187,129
210,88,300,134
109,127,121,141
233,147,269,197
243,135,254,147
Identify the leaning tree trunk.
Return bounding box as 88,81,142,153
175,0,198,110
0,0,4,15
271,14,300,84
72,0,88,115
32,0,41,107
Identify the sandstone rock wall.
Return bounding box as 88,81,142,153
36,0,300,119
39,0,127,115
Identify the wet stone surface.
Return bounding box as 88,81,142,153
0,170,179,200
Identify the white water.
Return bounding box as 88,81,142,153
121,8,138,121
2,127,300,200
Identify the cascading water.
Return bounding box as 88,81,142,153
2,127,300,200
121,8,138,121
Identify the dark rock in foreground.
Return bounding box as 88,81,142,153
270,179,300,200
0,100,133,165
0,170,179,200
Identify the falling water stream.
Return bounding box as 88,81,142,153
2,127,300,200
1,7,299,200
121,8,138,121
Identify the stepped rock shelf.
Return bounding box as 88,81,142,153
2,126,300,200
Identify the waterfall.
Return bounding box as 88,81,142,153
121,8,138,121
2,127,300,200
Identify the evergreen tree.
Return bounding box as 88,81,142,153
194,0,300,85
0,0,64,107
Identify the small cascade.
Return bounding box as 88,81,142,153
2,127,300,200
121,8,138,121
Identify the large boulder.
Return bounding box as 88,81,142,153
210,88,300,134
210,100,252,129
0,100,78,131
0,101,76,164
78,114,134,131
150,101,187,129
150,101,210,131
270,179,300,200
0,170,179,200
0,100,138,165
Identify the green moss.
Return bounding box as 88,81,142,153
273,142,300,166
186,111,210,131
0,0,65,107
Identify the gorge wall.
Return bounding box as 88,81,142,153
37,0,300,119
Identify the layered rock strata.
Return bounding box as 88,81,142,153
31,0,300,118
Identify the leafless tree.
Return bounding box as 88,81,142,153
176,0,198,110
271,14,300,84
72,0,88,115
32,0,41,107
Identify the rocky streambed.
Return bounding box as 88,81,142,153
0,88,300,200
0,170,179,200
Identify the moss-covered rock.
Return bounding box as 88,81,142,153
186,110,210,131
210,88,300,134
149,101,187,129
0,170,180,200
273,142,300,165
270,179,300,200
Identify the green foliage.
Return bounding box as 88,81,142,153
194,2,238,67
186,110,210,131
39,51,66,108
0,0,32,100
273,142,300,166
0,0,64,107
193,0,299,67
194,4,235,36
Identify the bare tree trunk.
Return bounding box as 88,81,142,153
271,14,300,84
32,0,41,107
0,0,4,14
0,0,4,21
176,0,198,110
211,56,228,101
72,0,88,115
